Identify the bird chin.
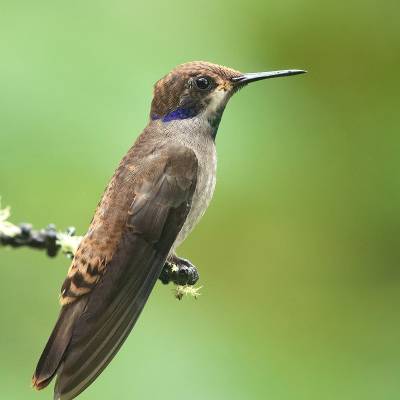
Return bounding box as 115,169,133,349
204,89,229,118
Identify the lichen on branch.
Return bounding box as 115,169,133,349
0,197,200,299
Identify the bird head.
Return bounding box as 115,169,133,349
150,61,305,135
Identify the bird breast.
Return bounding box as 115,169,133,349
166,121,217,249
174,143,216,247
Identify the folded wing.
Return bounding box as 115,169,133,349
32,144,198,400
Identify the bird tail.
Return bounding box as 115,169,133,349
32,300,87,390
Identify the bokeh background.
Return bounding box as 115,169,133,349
1,1,399,399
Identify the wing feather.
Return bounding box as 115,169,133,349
32,144,198,400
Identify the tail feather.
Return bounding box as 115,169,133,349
53,240,165,400
32,300,87,390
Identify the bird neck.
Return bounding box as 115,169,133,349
150,106,225,139
147,113,220,144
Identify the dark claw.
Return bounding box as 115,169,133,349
159,257,199,286
159,266,171,285
182,265,199,285
176,265,190,285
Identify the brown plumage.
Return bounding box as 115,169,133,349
151,61,241,119
33,140,198,398
32,61,305,399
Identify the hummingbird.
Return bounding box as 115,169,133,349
32,61,305,399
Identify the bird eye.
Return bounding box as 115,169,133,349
195,76,212,90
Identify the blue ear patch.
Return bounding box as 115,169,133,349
152,107,197,122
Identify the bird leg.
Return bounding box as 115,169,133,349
159,254,199,286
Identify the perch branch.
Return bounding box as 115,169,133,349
0,198,201,299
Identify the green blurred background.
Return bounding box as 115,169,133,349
1,0,399,399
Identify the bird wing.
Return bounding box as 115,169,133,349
32,143,198,400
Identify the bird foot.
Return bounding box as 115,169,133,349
159,256,199,286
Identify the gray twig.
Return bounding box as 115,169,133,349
0,198,200,299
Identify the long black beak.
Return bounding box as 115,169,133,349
232,69,306,84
